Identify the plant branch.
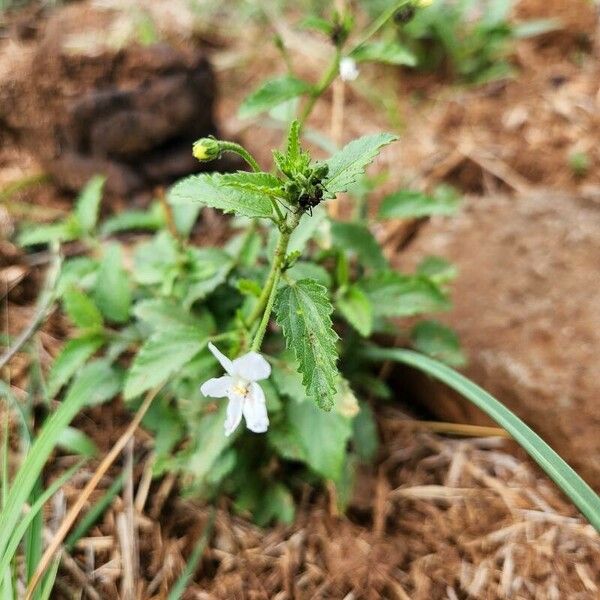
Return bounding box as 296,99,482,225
218,141,261,173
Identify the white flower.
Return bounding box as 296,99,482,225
200,342,271,436
339,57,359,82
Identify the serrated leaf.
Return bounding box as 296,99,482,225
286,120,301,164
169,173,273,219
94,243,131,324
337,285,373,337
275,279,339,410
124,329,207,399
324,133,397,195
410,320,466,367
63,287,103,330
330,220,387,270
351,40,417,66
219,172,283,197
75,175,105,233
48,333,105,397
238,76,312,119
378,186,460,219
361,272,450,317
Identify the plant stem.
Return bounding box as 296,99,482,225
218,141,261,173
245,212,301,334
350,0,412,53
298,48,342,130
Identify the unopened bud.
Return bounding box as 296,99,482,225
192,137,221,162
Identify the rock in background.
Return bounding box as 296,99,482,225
0,3,217,196
399,193,600,489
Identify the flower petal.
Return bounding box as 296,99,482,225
207,342,234,375
243,382,269,433
232,352,271,381
200,375,233,398
224,396,243,437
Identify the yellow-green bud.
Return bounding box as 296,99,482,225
192,138,221,162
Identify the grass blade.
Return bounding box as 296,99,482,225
366,347,600,532
0,462,83,579
167,509,215,600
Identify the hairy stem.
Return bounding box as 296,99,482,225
218,141,261,173
245,211,301,333
298,48,342,130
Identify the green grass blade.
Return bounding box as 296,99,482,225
0,362,119,562
0,462,83,579
38,555,61,600
167,509,215,600
366,347,600,532
25,478,44,600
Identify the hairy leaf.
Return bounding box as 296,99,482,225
238,76,312,118
219,172,283,197
48,333,105,397
124,329,206,399
275,279,339,410
361,272,451,317
324,133,397,195
337,286,373,337
94,244,131,324
169,173,273,219
63,287,103,330
330,220,387,270
378,186,460,219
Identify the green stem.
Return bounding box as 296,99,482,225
251,269,281,352
298,48,342,130
245,212,301,332
350,0,412,53
218,141,261,173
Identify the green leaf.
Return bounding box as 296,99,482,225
100,202,165,235
133,298,214,333
133,231,179,286
324,133,397,195
94,244,131,324
124,329,206,400
63,287,103,330
337,286,373,337
351,41,417,66
365,347,600,533
75,175,105,233
169,173,273,219
378,186,460,219
238,76,313,119
48,333,105,397
286,119,301,164
253,483,295,526
330,221,387,270
299,15,334,36
18,216,81,247
272,357,306,402
417,256,457,285
352,402,379,462
219,172,283,196
275,279,339,410
410,320,466,367
361,272,450,317
56,427,99,457
286,261,332,288
286,398,353,479
0,361,120,564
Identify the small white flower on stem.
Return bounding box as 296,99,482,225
339,57,359,82
201,342,271,436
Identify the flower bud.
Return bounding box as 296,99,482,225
192,137,221,162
